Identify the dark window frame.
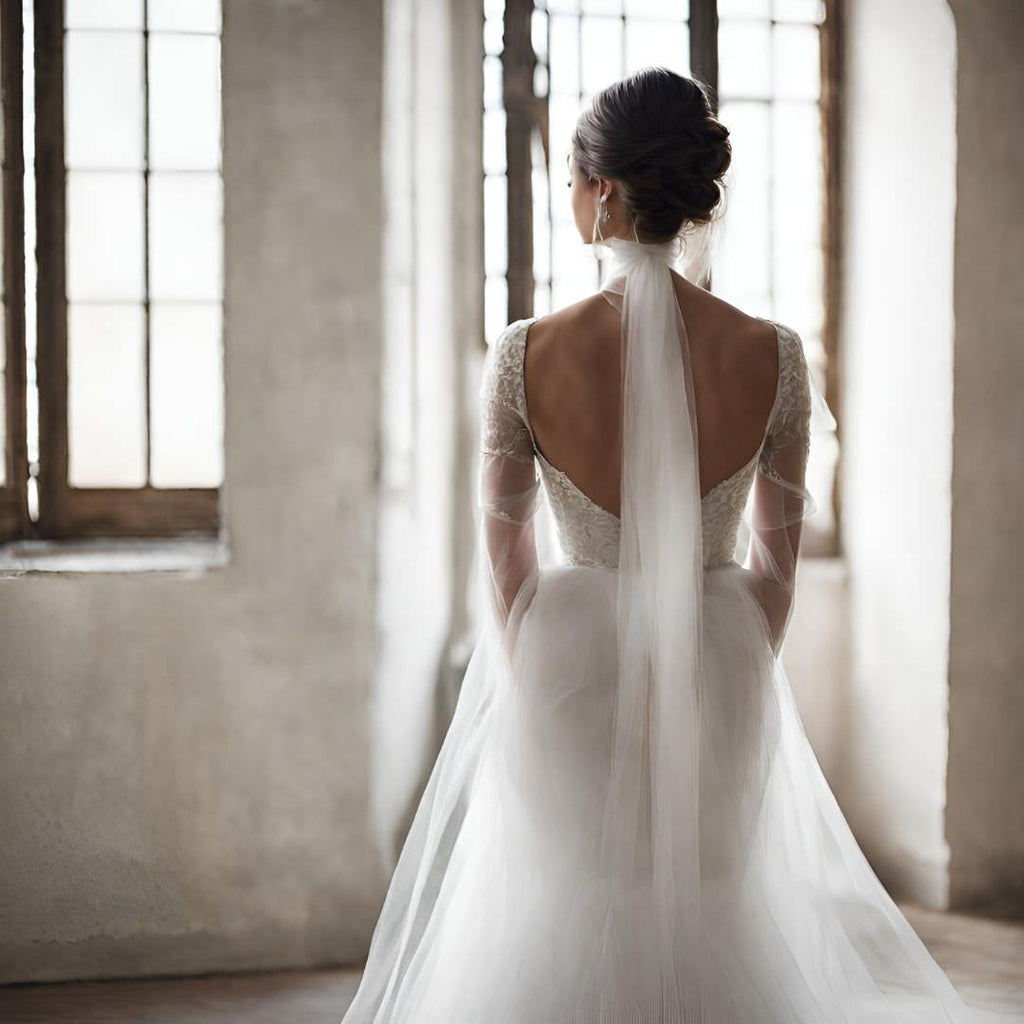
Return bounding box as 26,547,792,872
0,0,29,541
0,0,221,544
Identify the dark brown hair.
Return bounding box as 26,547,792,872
571,67,732,243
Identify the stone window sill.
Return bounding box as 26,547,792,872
0,538,230,577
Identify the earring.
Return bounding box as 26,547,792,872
594,194,609,244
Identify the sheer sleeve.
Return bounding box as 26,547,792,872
742,324,831,654
477,328,541,653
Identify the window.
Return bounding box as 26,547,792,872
0,0,224,544
483,0,841,554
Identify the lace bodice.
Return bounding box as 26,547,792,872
480,315,811,571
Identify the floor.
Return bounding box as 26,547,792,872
1,907,1022,1023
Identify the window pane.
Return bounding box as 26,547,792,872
719,100,770,183
774,244,824,333
485,275,508,345
718,0,770,17
484,174,507,277
534,62,549,98
718,21,771,100
66,171,145,301
65,31,144,170
149,172,223,300
483,14,504,56
549,16,580,96
581,16,623,96
483,108,506,175
534,281,551,317
484,55,503,110
65,0,143,30
148,34,221,171
532,8,549,62
533,178,551,284
774,0,825,23
147,0,222,33
550,219,594,308
773,100,822,245
773,24,820,100
625,18,689,77
716,171,771,297
68,304,147,487
625,0,689,17
150,303,223,487
549,95,580,182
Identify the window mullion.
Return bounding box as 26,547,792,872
33,0,69,538
503,0,535,326
821,0,843,554
689,0,719,113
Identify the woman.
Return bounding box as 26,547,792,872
343,67,1017,1023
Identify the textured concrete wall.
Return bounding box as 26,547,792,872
945,0,1024,920
0,0,387,982
838,0,957,908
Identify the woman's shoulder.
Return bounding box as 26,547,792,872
480,317,537,427
525,295,619,367
755,319,811,447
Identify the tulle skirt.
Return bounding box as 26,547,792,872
342,562,1018,1024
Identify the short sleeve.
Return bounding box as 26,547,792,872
758,324,812,486
479,326,535,463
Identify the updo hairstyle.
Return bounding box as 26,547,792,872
571,67,732,243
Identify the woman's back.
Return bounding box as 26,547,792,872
482,279,807,572
523,272,781,519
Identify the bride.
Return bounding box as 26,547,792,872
343,67,1018,1023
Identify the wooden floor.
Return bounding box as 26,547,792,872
1,907,1022,1022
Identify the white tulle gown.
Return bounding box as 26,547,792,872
342,236,1020,1023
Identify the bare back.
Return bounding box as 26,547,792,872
522,271,780,518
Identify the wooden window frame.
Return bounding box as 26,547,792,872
499,0,842,554
0,0,221,544
0,0,28,540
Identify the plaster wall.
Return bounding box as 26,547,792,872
0,0,387,982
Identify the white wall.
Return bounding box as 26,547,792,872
0,1,388,982
837,0,958,907
373,0,486,865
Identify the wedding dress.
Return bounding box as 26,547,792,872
342,236,1020,1023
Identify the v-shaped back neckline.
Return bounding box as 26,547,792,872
516,315,784,524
